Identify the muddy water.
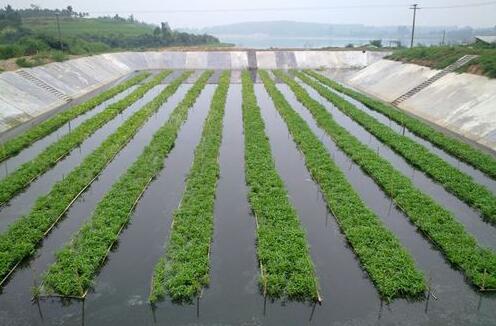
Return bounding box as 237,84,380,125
292,82,496,251
269,83,496,325
0,83,194,326
0,85,166,233
300,76,496,194
0,85,138,180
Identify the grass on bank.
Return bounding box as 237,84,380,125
386,46,496,78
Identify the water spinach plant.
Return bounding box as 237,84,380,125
0,71,171,206
41,70,213,297
149,71,230,303
277,70,496,290
0,70,191,287
260,70,425,299
296,71,496,222
241,71,320,301
304,69,496,180
0,72,150,163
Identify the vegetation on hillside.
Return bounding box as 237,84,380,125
387,45,496,78
0,5,220,65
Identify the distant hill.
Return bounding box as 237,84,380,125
183,20,495,41
185,21,364,37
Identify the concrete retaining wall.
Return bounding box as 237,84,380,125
347,59,496,153
0,50,386,134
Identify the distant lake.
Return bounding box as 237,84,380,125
214,34,451,48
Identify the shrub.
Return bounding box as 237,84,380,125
50,50,67,62
0,44,22,59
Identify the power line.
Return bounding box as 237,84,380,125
83,1,496,15
85,5,405,14
422,1,496,9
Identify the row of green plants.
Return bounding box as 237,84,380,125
294,71,496,223
241,71,320,301
0,72,149,163
303,70,496,180
0,70,192,287
149,71,230,303
278,70,496,290
260,70,425,299
41,71,213,297
0,71,170,206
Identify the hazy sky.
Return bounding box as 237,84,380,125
9,0,496,28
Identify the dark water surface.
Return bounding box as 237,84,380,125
0,76,495,325
263,83,496,325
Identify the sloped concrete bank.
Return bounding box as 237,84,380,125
0,50,385,135
347,59,496,153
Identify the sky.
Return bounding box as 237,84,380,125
8,0,496,28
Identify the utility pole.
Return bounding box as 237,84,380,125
55,13,63,51
410,4,420,48
441,30,446,46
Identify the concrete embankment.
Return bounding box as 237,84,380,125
0,50,385,135
347,59,496,153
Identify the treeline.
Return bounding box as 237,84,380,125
12,4,89,18
79,22,219,49
0,5,220,63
